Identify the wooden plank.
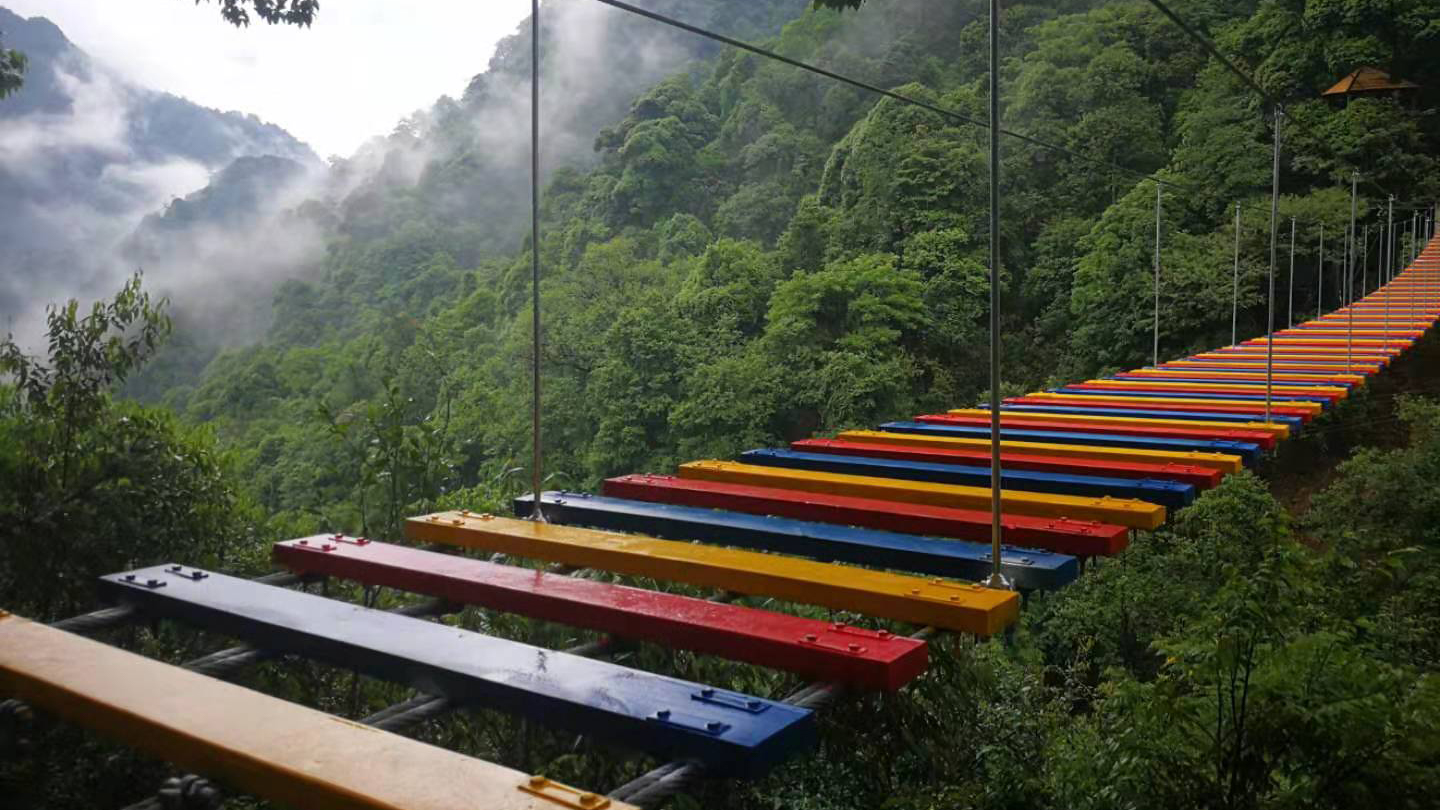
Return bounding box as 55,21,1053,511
0,612,630,810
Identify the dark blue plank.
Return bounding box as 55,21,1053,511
879,421,1262,463
97,565,815,777
515,492,1078,590
737,448,1194,509
994,404,1303,430
1050,387,1333,408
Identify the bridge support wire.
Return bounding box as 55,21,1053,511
1348,171,1357,372
1153,182,1162,366
1287,217,1296,327
529,0,545,524
1362,223,1369,296
609,625,940,808
1386,196,1393,345
983,0,1009,590
1231,202,1240,345
1264,105,1282,424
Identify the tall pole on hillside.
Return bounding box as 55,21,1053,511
1287,217,1296,327
529,0,545,523
1317,223,1324,319
1347,172,1357,372
1385,196,1393,348
1264,106,1281,424
1362,222,1369,297
1153,183,1162,366
1231,202,1241,345
984,0,1008,590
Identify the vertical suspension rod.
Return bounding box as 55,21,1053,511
1362,223,1368,297
1287,217,1296,327
1264,106,1281,424
1385,195,1393,348
529,0,545,523
985,0,1008,590
1231,202,1241,345
1153,182,1162,366
1347,172,1357,372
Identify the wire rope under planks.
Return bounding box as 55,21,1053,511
515,491,1079,590
602,474,1130,557
0,612,640,810
607,624,943,809
272,534,930,691
407,512,1021,635
97,564,818,777
676,459,1167,529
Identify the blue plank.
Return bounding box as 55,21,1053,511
994,404,1303,430
1049,387,1333,408
515,492,1078,591
737,448,1195,509
97,565,815,777
879,421,1262,464
1108,374,1354,389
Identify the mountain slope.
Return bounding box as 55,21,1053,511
0,6,317,340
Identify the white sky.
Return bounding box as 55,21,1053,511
4,0,532,157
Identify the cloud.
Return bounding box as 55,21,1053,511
3,0,533,157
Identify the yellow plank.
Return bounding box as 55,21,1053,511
838,429,1244,473
1082,379,1350,399
1020,392,1323,416
0,613,619,810
406,514,1019,635
945,408,1290,440
677,460,1166,530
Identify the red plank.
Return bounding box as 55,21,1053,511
1162,363,1380,375
273,536,926,691
791,437,1223,489
1004,395,1314,423
1061,382,1344,404
913,413,1280,450
602,474,1129,556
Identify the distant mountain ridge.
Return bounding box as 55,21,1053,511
0,5,317,338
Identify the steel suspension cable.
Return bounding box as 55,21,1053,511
529,0,545,524
1231,202,1241,344
587,0,1187,193
984,0,1008,590
1265,107,1281,423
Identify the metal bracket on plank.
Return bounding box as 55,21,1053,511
906,578,990,602
797,633,867,656
648,708,732,736
690,688,769,714
519,775,611,808
116,574,169,590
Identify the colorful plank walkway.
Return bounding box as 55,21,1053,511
5,238,1436,808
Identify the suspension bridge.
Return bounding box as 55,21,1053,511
2,0,1439,808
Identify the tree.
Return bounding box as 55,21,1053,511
203,0,319,28
0,276,249,619
0,31,26,99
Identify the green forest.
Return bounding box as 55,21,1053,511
3,0,1440,807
